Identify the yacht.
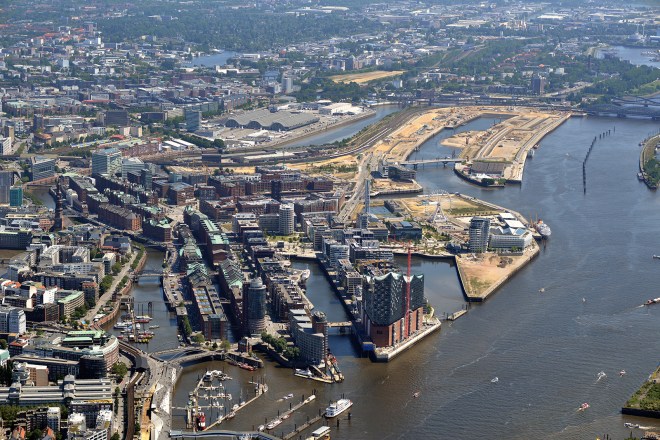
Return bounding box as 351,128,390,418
624,422,640,429
325,399,353,418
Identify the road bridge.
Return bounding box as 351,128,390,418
400,158,463,167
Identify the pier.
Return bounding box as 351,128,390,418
282,415,325,440
263,394,318,435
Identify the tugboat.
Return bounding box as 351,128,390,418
196,412,206,430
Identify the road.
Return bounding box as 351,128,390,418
84,249,139,322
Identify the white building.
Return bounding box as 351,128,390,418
278,204,295,236
0,306,26,334
489,226,533,251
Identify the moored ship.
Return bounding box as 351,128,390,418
325,398,353,418
536,221,551,239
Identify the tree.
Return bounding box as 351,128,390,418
0,339,7,349
181,316,192,336
221,340,231,351
111,362,128,379
191,334,205,344
111,433,120,440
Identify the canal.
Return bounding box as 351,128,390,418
280,105,401,148
170,114,660,439
104,250,181,353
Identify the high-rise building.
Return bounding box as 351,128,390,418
278,203,295,235
185,108,202,132
91,148,121,176
0,170,13,204
281,76,293,94
531,75,546,95
468,217,491,253
9,186,23,207
245,277,267,336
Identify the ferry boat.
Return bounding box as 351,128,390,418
325,399,353,418
197,412,206,430
135,315,153,323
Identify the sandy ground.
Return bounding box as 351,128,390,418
456,242,539,300
371,178,421,193
329,70,405,84
399,195,498,219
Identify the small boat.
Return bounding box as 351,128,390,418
305,395,316,403
645,297,660,306
283,393,294,400
582,298,586,303
226,411,236,419
257,425,265,432
413,391,420,398
266,419,281,430
620,370,626,377
578,402,590,411
491,377,499,383
539,288,545,293
149,325,160,329
282,413,290,420
597,371,606,381
653,255,660,260
624,422,640,429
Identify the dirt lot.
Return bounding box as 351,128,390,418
329,70,405,84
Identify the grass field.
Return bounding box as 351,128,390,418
329,70,405,84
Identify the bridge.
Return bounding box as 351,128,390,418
400,157,463,167
137,270,163,277
150,347,204,361
328,321,352,328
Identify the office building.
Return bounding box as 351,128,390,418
278,203,295,235
468,217,491,253
91,148,121,176
29,157,56,181
103,110,129,127
185,108,202,132
289,310,328,365
0,170,13,204
0,305,26,333
9,186,23,207
121,157,145,178
0,136,13,156
244,277,267,336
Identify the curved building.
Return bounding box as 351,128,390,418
245,278,267,336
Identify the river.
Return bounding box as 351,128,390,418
596,45,660,69
168,114,660,439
